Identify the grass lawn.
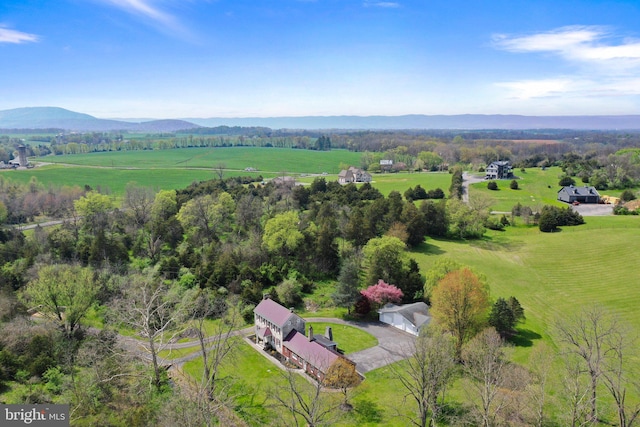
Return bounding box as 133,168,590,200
411,215,640,361
182,339,411,426
368,171,451,197
471,166,568,212
182,339,291,426
158,346,200,360
305,322,378,355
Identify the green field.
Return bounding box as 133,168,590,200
37,147,362,174
2,164,224,196
412,216,640,352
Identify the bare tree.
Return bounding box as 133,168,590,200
123,183,156,229
389,324,455,427
214,162,226,180
185,289,241,401
112,272,183,391
561,355,591,427
526,343,556,427
600,321,640,427
462,328,512,427
556,305,619,424
271,368,339,427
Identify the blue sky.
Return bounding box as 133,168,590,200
1,0,640,118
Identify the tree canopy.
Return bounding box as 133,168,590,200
431,268,490,360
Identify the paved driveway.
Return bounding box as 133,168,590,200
570,203,613,216
305,318,416,374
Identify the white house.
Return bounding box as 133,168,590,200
378,302,431,336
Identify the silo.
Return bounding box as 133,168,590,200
17,145,28,167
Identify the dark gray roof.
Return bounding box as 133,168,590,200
558,185,600,196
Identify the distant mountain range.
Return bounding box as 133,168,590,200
1,107,640,131
186,114,640,130
0,107,200,133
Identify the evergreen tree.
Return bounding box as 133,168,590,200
488,298,515,338
332,253,362,314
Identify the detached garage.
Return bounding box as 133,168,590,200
558,185,600,204
378,302,431,336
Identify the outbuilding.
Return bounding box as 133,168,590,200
557,185,600,204
378,302,431,336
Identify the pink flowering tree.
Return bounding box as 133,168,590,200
361,280,403,309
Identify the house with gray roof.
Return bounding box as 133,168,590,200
557,185,600,204
338,166,372,184
378,302,431,336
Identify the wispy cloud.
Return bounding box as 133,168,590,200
493,26,640,101
493,25,640,67
0,26,39,44
94,0,192,39
495,78,575,100
363,1,401,8
99,0,177,25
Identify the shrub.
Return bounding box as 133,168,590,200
538,205,584,232
559,176,576,186
509,179,518,190
427,188,445,199
487,181,498,190
620,189,637,202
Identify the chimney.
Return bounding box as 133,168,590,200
290,307,294,312
308,325,314,342
325,326,333,341
263,293,271,300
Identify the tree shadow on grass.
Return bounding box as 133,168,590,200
468,235,526,252
508,328,542,347
412,240,446,256
353,398,384,424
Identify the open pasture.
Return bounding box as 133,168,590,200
2,164,228,196
412,215,640,345
37,147,362,175
368,171,451,196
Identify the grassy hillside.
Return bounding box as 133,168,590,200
412,216,640,346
